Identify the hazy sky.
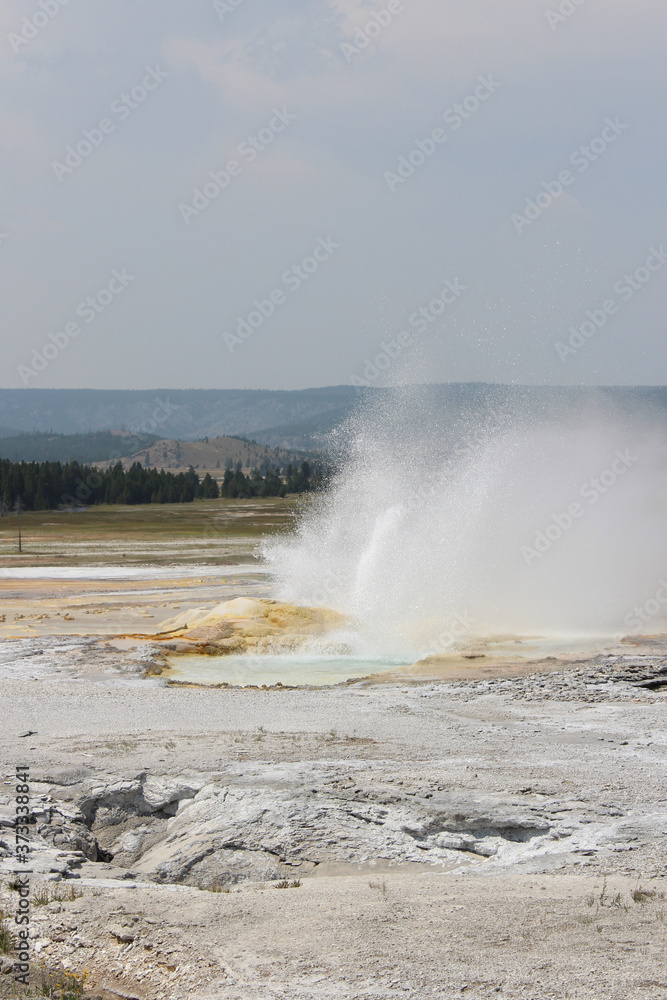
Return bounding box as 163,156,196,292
1,0,665,390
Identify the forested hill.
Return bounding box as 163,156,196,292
0,431,309,470
0,430,156,464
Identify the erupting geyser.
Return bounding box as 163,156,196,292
261,386,667,658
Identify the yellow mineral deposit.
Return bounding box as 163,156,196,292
156,597,346,655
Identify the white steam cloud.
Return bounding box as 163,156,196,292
261,387,667,658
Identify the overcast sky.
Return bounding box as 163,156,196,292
0,0,665,390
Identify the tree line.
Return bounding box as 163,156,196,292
220,461,327,498
0,458,325,511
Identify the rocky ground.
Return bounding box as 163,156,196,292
0,637,666,999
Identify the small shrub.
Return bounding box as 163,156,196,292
39,966,88,999
632,888,665,904
52,884,83,903
0,912,14,954
599,877,608,906
274,879,301,889
199,879,230,893
596,878,627,909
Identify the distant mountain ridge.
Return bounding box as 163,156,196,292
0,387,366,449
1,385,667,451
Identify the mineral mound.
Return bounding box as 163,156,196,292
155,597,346,655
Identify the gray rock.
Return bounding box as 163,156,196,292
142,775,205,812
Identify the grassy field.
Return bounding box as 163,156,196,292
0,497,308,567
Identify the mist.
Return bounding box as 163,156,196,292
262,386,667,657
